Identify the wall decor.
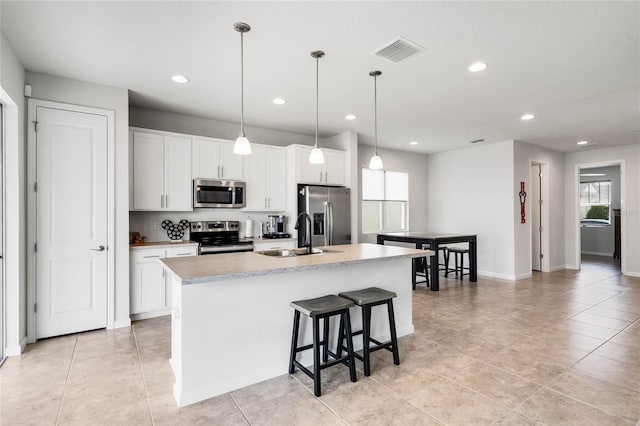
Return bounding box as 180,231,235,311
519,182,527,224
162,219,190,241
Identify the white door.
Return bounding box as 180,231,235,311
36,106,108,338
164,135,192,210
531,165,542,271
323,150,346,185
192,139,221,179
219,141,244,180
266,147,287,210
132,131,164,210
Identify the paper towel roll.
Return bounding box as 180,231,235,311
245,219,253,238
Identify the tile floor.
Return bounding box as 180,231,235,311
2,255,639,425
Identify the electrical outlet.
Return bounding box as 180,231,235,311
152,222,159,230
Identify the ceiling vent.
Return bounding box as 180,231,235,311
372,37,424,63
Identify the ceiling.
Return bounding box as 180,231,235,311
2,1,638,154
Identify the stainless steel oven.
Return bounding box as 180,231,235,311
190,221,253,255
193,179,245,208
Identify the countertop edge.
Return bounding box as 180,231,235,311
168,251,429,285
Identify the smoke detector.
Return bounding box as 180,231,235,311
372,37,424,63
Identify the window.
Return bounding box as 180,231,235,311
362,169,409,233
580,181,611,226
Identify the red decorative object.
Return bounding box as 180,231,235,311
519,182,527,224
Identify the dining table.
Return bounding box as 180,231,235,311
376,232,477,291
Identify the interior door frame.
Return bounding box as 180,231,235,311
527,160,550,273
27,99,115,343
573,159,626,274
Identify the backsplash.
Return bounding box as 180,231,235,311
130,210,294,242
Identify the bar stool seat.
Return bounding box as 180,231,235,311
338,287,399,376
445,247,470,280
289,295,357,396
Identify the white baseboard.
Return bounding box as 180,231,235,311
111,319,132,329
514,273,532,280
624,271,640,277
565,264,579,270
477,271,517,281
581,251,613,257
131,309,171,321
6,336,28,356
549,265,565,272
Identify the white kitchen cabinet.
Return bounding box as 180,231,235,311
253,239,296,251
192,138,244,181
291,144,346,186
131,131,192,211
244,144,287,211
130,245,198,319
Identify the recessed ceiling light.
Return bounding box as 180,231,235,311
468,62,487,72
521,113,535,120
171,75,189,83
272,98,286,105
577,140,589,145
345,114,356,120
409,141,418,145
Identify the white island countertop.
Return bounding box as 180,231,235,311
161,243,429,285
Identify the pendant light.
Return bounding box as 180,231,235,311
369,70,383,170
309,50,325,164
233,22,251,155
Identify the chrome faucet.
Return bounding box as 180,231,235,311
294,212,312,254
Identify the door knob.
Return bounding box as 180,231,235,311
91,245,106,252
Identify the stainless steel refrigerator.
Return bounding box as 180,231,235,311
297,185,351,247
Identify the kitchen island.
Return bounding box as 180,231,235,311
161,243,428,407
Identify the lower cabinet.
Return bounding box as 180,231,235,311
253,239,297,251
130,245,198,319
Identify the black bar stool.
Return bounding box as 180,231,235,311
445,247,470,280
338,287,399,376
412,256,430,289
288,294,357,397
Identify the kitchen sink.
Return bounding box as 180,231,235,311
257,247,342,257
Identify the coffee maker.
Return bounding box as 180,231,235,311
262,215,290,239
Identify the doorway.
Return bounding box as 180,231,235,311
0,102,5,365
578,164,622,272
28,100,115,340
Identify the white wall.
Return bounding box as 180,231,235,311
580,166,620,256
130,107,318,148
357,145,429,244
426,141,516,279
26,71,131,328
565,145,640,276
1,31,27,355
513,141,566,276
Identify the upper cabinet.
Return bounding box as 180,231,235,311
244,144,287,211
131,130,192,211
290,144,346,186
192,138,244,181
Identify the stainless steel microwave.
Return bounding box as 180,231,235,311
193,179,245,208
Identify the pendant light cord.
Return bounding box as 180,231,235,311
240,31,245,136
315,55,319,149
374,73,378,156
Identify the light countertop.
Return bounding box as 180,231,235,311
161,243,431,285
129,240,199,251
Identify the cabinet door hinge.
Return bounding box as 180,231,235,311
33,121,38,132
34,303,37,313
34,243,37,252
34,182,38,192
539,253,544,259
